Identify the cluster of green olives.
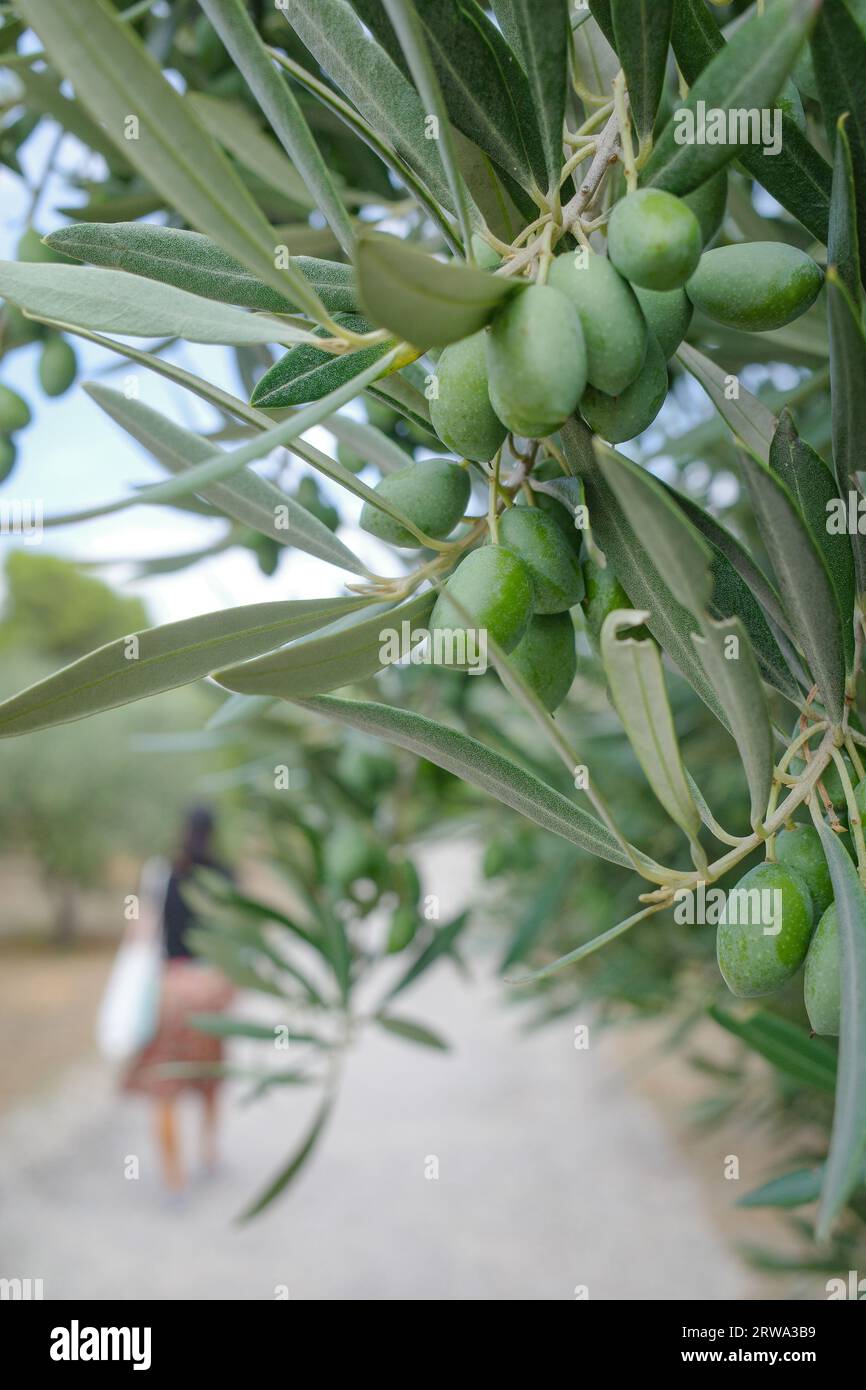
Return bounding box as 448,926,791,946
718,777,866,1035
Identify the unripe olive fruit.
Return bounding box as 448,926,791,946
633,284,693,359
486,284,587,438
685,243,824,333
360,457,470,548
507,611,577,712
0,434,16,483
429,330,507,462
716,862,813,999
581,555,632,650
3,303,42,347
337,443,366,474
789,751,854,808
0,384,31,433
803,903,840,1036
387,904,419,953
38,336,77,398
498,505,584,614
608,189,702,291
775,824,833,918
547,249,647,396
519,487,580,546
297,476,339,532
683,170,728,247
430,545,533,660
580,332,668,443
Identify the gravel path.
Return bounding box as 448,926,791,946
0,843,750,1301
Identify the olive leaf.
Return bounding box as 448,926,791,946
251,316,395,409
826,267,866,601
737,443,845,725
325,415,413,474
643,0,819,197
375,1015,451,1050
354,230,519,347
0,597,376,739
489,0,570,189
43,224,358,315
709,1006,837,1095
15,0,336,326
239,1093,334,1221
384,911,470,1001
187,92,317,212
10,62,132,172
214,593,435,700
811,0,866,280
814,822,866,1240
277,0,459,217
669,0,831,243
609,0,674,144
676,342,777,464
769,409,855,669
828,115,860,304
198,0,355,256
600,610,704,861
0,260,313,348
84,383,369,577
291,693,634,868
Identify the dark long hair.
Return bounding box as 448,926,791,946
174,805,216,874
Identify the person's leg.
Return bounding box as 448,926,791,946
154,1098,184,1191
201,1087,220,1173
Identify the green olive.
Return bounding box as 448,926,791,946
430,545,533,661
686,243,824,333
498,505,584,614
360,457,470,548
507,611,577,711
486,284,587,438
632,284,693,359
38,336,77,398
581,556,632,650
0,384,31,434
608,189,702,291
803,903,840,1036
547,248,647,396
429,330,507,462
0,434,16,483
717,862,813,998
775,824,833,919
580,332,668,443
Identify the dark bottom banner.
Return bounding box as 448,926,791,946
1,1297,861,1372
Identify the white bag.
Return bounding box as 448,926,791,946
96,858,168,1062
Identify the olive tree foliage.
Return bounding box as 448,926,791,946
1,0,865,1230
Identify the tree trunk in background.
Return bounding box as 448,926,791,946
51,878,79,946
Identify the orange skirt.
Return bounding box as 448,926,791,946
122,959,234,1099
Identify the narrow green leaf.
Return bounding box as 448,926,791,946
769,408,855,668
828,115,860,303
198,0,355,256
187,92,317,210
677,341,777,464
291,693,634,867
670,0,831,243
738,443,845,724
326,415,414,475
10,62,132,170
251,315,392,409
215,593,435,700
690,617,774,830
0,596,376,739
238,1093,333,1220
355,229,519,347
506,903,662,984
278,0,458,216
0,260,312,348
44,223,358,315
15,0,335,326
41,346,402,527
709,1006,837,1094
826,267,866,598
376,1014,451,1050
644,0,820,197
489,0,569,187
811,0,866,280
738,1166,825,1210
561,418,730,728
190,1015,293,1042
600,610,703,848
385,911,469,1000
611,0,673,144
814,821,866,1240
84,383,369,576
